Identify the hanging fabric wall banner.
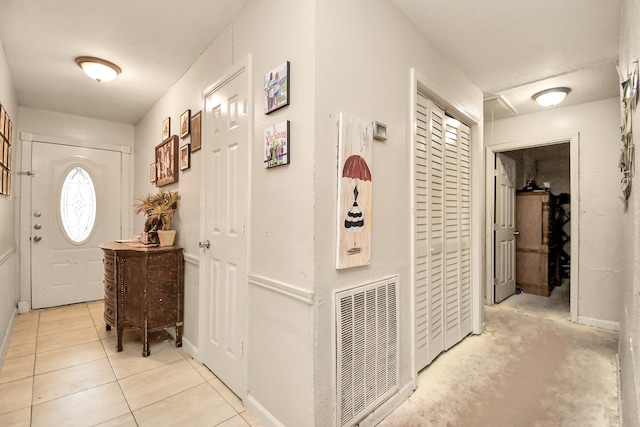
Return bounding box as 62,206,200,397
336,113,373,269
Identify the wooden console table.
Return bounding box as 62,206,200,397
100,242,184,357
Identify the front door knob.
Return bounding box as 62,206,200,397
34,224,41,230
33,236,42,242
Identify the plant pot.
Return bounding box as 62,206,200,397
157,230,176,247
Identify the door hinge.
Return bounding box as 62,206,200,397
17,171,35,176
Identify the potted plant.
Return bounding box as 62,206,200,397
134,191,180,246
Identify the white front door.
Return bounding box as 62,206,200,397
31,142,122,309
494,153,517,303
201,64,248,397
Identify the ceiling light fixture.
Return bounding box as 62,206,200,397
532,87,571,107
75,56,121,82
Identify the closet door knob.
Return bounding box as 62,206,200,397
513,231,520,236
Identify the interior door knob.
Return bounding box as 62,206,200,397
513,231,520,236
33,236,42,242
34,224,41,230
199,240,210,249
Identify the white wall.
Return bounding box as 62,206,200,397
132,1,317,424
619,0,640,424
314,1,483,425
0,35,19,363
486,98,622,329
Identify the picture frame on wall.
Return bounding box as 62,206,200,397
3,141,7,167
162,117,171,140
180,109,190,138
180,144,190,170
264,61,289,114
264,120,290,168
155,135,179,187
190,111,202,152
150,162,157,183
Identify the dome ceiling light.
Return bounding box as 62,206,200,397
75,56,121,82
532,87,571,107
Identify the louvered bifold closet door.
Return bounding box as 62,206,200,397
458,122,472,335
415,95,445,369
443,118,473,349
415,95,472,371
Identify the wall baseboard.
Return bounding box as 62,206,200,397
577,316,620,331
0,308,18,369
245,393,286,427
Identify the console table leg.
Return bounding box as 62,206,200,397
117,328,123,352
106,324,111,331
142,332,150,357
176,323,183,348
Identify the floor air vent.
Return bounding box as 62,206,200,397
336,277,399,427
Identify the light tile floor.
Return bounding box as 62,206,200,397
0,301,260,427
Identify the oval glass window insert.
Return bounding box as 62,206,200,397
60,166,97,243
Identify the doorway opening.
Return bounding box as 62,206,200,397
496,143,571,318
486,134,579,323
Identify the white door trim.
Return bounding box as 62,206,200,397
197,55,253,383
18,132,132,309
484,134,580,323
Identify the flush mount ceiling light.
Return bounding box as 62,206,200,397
532,87,571,107
75,56,121,82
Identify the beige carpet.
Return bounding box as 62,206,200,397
380,289,619,427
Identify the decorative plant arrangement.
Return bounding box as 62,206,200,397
134,191,180,246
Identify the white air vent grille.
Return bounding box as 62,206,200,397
483,95,517,121
336,277,399,427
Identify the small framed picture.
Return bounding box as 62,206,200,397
180,144,191,170
150,162,156,183
264,120,290,168
190,111,202,152
162,117,171,140
180,109,191,138
264,61,289,114
155,135,179,187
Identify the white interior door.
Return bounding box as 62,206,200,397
494,153,517,303
201,65,248,397
31,142,122,309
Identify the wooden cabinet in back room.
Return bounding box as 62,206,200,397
515,191,560,296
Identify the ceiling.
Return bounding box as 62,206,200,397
392,0,622,120
0,0,623,125
0,0,249,124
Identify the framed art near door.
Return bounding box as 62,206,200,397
155,135,179,187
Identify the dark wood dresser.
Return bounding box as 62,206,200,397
100,242,184,356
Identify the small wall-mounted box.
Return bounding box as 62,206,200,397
373,121,387,141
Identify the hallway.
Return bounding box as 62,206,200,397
0,291,621,426
381,290,619,426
